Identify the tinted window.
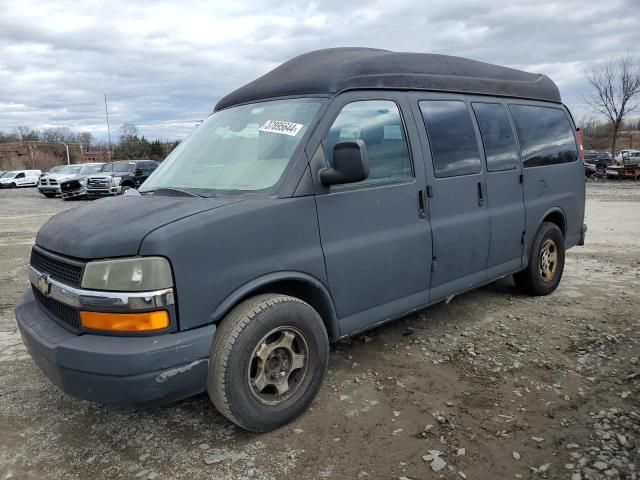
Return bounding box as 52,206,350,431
324,100,412,184
110,161,136,173
509,105,577,168
419,101,481,177
472,102,519,172
16,172,25,178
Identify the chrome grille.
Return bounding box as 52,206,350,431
88,177,110,188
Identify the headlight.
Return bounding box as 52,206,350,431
81,257,173,291
79,178,87,186
112,176,122,186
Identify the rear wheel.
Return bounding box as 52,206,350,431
208,294,329,432
596,163,606,175
514,222,565,296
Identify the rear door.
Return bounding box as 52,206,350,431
311,92,432,335
470,101,526,276
409,93,490,301
507,103,583,251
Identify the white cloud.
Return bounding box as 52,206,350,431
0,0,638,140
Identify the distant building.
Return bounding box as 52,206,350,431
83,149,112,163
0,142,30,162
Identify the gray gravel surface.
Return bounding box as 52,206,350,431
1,182,639,480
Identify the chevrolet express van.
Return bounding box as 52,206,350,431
16,48,586,432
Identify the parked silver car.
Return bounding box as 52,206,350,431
38,163,106,198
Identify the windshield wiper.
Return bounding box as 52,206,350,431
142,187,205,198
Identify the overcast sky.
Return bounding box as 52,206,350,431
1,0,639,141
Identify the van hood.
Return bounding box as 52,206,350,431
36,195,244,259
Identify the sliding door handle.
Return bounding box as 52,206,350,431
418,189,427,218
477,181,485,207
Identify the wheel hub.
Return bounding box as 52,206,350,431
265,348,292,380
248,327,309,406
539,238,558,282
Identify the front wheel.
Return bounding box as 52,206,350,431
514,222,565,296
208,294,329,432
596,163,606,175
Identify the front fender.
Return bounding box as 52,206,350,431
209,271,340,341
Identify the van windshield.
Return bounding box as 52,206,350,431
140,98,323,194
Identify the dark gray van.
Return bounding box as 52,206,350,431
15,48,586,432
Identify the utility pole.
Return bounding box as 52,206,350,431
60,142,70,165
104,94,112,161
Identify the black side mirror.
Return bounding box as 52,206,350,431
319,140,369,185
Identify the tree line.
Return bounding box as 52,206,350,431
0,123,180,162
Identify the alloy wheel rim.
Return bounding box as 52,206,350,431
539,238,558,282
247,326,309,406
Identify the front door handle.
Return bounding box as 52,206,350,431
418,189,427,218
477,181,485,207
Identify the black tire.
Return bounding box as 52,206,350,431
208,294,329,432
514,222,565,296
43,193,56,198
9,183,16,188
596,163,606,174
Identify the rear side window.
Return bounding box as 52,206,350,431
472,103,519,172
419,100,481,178
324,100,413,184
509,105,577,168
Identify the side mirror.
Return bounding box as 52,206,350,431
319,140,369,186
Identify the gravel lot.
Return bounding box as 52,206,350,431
1,183,639,480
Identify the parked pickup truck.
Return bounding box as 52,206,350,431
40,163,106,198
85,160,158,198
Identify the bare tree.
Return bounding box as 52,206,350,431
583,55,640,157
118,122,138,143
12,126,39,141
77,132,93,149
41,127,73,143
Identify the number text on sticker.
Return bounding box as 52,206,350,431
259,120,304,137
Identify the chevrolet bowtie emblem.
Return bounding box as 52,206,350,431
36,273,51,297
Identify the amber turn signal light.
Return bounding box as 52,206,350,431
80,310,169,332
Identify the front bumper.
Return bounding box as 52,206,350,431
38,185,60,195
87,186,122,198
15,289,215,405
61,186,87,199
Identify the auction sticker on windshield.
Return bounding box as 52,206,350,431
259,120,304,136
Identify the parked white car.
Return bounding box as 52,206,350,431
0,170,42,188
